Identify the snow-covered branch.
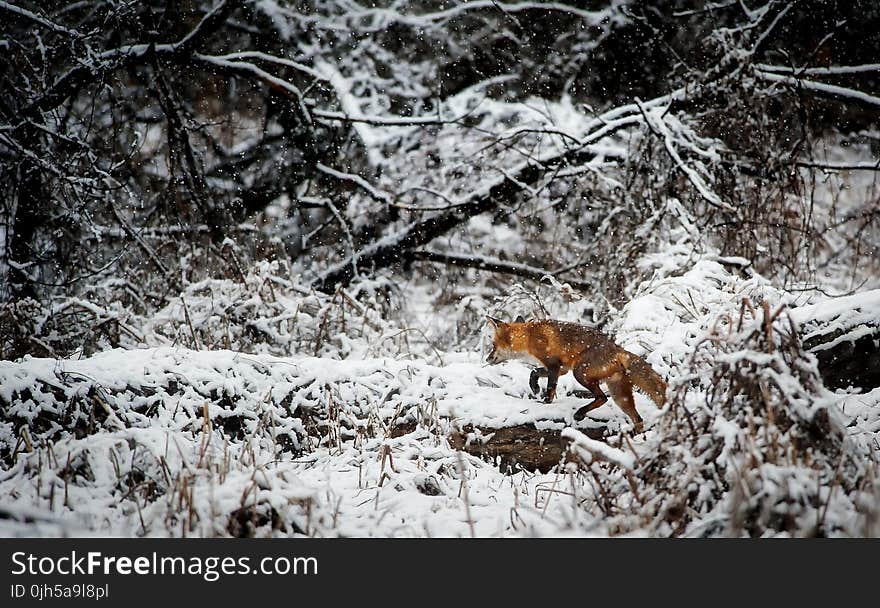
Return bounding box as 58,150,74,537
756,63,880,76
408,250,593,291
637,101,732,212
0,1,83,38
316,163,393,205
193,53,312,124
756,70,880,109
293,1,622,32
312,95,666,291
23,0,243,116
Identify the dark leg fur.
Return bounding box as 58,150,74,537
543,363,560,403
533,367,591,400
572,379,607,421
572,361,616,421
529,367,548,396
571,360,644,432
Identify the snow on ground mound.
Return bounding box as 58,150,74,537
0,347,656,537
2,258,878,537
789,289,880,393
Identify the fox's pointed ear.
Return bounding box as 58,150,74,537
514,315,525,323
486,315,503,327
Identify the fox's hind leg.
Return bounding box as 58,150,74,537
606,372,643,434
572,365,608,421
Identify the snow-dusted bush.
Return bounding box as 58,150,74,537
568,300,879,537
1,260,410,362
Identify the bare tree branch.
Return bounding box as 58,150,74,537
756,63,880,76
0,1,83,38
312,102,657,291
22,0,243,117
756,70,880,109
408,250,593,291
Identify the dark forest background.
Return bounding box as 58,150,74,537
2,1,879,349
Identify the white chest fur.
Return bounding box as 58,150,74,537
511,351,544,367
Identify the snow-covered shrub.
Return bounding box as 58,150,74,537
0,348,578,537
140,261,403,359
0,295,142,360
1,260,411,362
573,299,878,537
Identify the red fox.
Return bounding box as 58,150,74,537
486,316,667,433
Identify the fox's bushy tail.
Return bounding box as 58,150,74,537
624,354,667,406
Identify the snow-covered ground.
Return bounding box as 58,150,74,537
0,345,660,537
3,258,878,537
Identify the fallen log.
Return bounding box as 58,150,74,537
391,420,606,473
791,290,880,391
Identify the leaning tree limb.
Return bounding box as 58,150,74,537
756,70,880,111
408,250,593,291
311,96,676,292
312,0,802,293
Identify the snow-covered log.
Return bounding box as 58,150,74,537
445,423,604,473
792,290,880,391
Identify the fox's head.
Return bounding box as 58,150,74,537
486,315,525,364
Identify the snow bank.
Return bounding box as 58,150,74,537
2,256,877,538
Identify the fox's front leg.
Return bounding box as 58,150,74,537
529,368,548,396
542,363,561,404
